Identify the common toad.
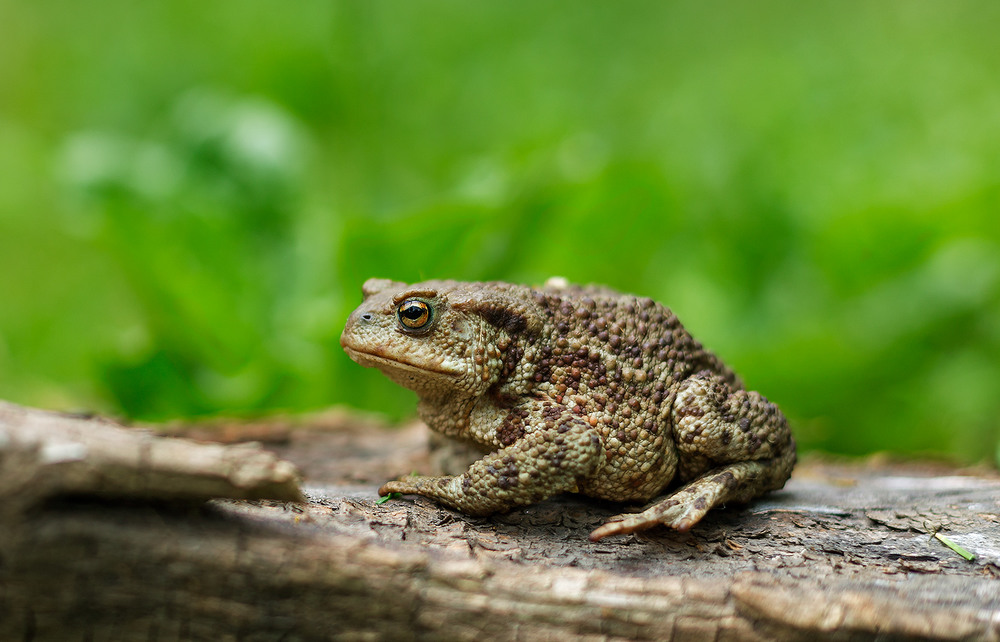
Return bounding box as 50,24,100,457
341,278,795,541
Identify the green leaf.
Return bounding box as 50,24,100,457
933,532,976,562
376,492,402,506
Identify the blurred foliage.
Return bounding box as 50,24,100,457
1,1,998,464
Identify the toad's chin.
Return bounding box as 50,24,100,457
341,345,462,386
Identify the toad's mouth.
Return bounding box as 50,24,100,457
341,345,460,378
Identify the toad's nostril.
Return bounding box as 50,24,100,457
361,313,374,322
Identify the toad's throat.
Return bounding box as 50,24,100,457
342,345,460,377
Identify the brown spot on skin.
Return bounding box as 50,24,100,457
693,496,707,510
721,430,732,446
477,305,528,334
496,412,526,446
493,341,524,387
676,404,704,418
542,405,562,421
712,471,737,489
498,462,520,489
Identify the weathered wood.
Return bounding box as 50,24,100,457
1,401,998,641
0,401,302,516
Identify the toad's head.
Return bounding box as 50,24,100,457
340,278,541,400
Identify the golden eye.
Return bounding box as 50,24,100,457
397,299,432,330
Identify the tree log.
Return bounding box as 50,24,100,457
1,401,998,641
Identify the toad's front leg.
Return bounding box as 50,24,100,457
379,415,604,516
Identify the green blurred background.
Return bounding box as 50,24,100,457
1,2,998,464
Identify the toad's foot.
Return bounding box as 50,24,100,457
588,459,781,542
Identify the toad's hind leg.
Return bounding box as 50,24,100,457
588,457,789,541
589,371,795,542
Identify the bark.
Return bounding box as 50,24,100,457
1,400,998,641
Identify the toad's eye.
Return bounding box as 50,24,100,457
397,299,432,330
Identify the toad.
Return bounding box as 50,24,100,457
340,278,795,541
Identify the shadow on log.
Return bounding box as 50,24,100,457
1,401,998,640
